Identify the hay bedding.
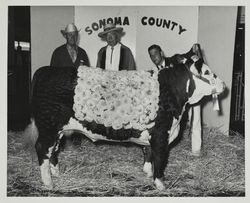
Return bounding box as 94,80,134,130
7,127,245,196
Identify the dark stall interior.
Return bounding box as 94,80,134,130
229,6,245,135
8,6,31,130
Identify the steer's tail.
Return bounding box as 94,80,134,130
23,67,44,152
23,118,39,152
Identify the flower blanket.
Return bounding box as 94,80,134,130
73,66,159,131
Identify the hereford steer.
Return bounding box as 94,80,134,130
142,58,225,188
26,61,224,190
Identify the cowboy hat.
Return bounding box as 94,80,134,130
98,23,123,37
61,23,81,35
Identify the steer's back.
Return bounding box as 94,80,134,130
31,66,77,134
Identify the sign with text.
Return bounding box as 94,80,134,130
75,6,198,70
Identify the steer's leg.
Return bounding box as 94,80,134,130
35,134,57,189
150,132,169,190
142,146,153,178
191,105,202,156
49,132,64,177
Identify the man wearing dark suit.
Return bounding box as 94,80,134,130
148,43,203,157
148,44,200,70
50,23,89,69
96,23,136,71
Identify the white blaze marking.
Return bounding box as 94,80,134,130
50,163,60,177
46,146,54,158
143,162,153,178
140,130,151,141
188,75,213,104
154,178,166,191
168,118,180,144
186,79,190,93
190,64,199,75
62,117,85,132
40,159,53,189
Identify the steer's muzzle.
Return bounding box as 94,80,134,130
211,78,226,95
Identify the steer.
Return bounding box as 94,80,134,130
25,61,224,190
142,58,225,189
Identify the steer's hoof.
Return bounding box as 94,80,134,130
154,178,166,191
143,162,153,178
50,164,60,177
43,183,54,190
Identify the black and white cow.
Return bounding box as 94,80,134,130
25,59,224,190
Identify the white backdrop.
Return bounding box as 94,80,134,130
75,6,198,70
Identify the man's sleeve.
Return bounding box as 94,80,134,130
82,50,90,66
50,50,57,67
96,49,102,68
127,49,136,70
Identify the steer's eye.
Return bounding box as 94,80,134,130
204,70,210,75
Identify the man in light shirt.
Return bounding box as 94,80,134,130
96,23,136,71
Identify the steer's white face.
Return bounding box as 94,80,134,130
188,62,225,105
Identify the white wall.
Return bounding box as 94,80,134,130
30,6,74,75
198,6,237,133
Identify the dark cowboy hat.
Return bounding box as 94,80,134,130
98,23,123,38
61,23,81,36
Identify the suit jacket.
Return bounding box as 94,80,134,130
96,43,136,71
50,44,90,69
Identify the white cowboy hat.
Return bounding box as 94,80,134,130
61,23,81,35
98,23,123,38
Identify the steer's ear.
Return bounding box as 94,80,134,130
192,43,203,59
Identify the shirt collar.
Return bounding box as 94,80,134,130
108,43,121,50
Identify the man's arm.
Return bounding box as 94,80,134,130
96,47,106,69
50,50,58,67
127,49,136,70
81,49,90,66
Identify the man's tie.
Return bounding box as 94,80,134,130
110,47,114,64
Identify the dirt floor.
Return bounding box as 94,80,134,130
7,126,245,197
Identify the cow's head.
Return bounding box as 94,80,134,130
187,59,226,104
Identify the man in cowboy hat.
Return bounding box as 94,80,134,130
50,23,89,69
96,23,136,71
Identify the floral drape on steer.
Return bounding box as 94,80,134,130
73,66,160,131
